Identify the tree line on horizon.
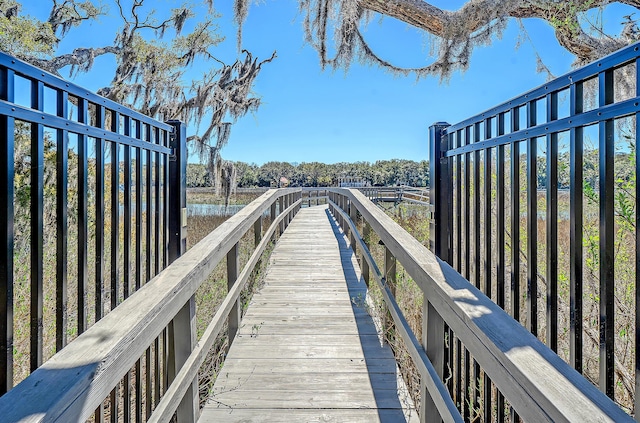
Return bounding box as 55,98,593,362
186,159,430,188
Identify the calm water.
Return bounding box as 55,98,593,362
187,203,246,217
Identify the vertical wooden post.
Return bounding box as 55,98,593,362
362,222,371,287
421,294,445,423
254,216,263,247
254,216,263,270
227,242,240,350
383,247,396,342
166,120,197,422
288,193,293,223
339,195,345,230
270,201,277,241
283,193,288,229
349,195,357,253
278,195,284,234
168,298,197,422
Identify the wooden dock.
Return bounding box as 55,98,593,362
199,205,417,422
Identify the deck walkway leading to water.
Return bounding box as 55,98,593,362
199,205,418,422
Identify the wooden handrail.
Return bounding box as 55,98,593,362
148,198,301,423
0,188,301,423
328,198,462,423
328,188,631,422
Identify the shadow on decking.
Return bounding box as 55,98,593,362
325,208,416,423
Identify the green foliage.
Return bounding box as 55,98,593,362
188,159,430,188
0,1,56,58
549,0,598,35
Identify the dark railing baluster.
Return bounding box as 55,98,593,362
496,112,506,310
474,123,481,290
570,81,584,374
135,126,143,292
546,92,559,352
464,136,471,281
163,130,169,269
0,66,15,394
455,129,462,273
511,109,521,322
134,123,143,423
484,146,492,299
109,112,120,423
30,79,44,370
146,347,152,418
463,347,470,421
598,68,615,399
455,338,462,414
154,148,161,276
154,335,161,406
526,100,538,337
635,57,640,423
123,119,131,300
143,125,153,419
95,105,105,323
146,145,152,284
496,113,506,423
110,121,120,312
483,118,493,422
56,89,69,351
77,97,88,335
484,115,493,300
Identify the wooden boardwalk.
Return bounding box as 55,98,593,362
200,205,417,422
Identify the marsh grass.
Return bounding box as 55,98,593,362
184,190,270,407
10,177,266,419
374,183,638,418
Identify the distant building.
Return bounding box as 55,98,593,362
270,176,290,188
337,177,370,188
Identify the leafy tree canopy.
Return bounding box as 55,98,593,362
235,0,640,80
0,0,275,182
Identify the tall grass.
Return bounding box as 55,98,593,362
184,190,270,407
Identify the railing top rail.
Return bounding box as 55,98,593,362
0,50,172,132
0,188,300,423
445,41,640,134
329,188,631,422
328,196,461,423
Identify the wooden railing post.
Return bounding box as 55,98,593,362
349,197,357,253
254,216,263,247
270,201,277,241
383,247,396,341
227,242,240,350
362,222,371,287
421,295,446,423
284,194,288,228
278,195,284,235
339,195,345,230
288,193,293,223
166,120,197,422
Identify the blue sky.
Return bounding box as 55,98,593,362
20,1,637,164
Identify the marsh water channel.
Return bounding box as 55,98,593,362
187,203,246,217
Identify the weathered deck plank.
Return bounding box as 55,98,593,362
199,206,417,422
